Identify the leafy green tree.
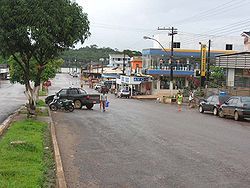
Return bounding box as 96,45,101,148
0,0,90,114
210,66,225,87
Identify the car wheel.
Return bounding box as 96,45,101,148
213,107,218,116
234,111,240,121
219,109,224,118
50,104,58,111
68,105,74,112
74,100,82,109
86,104,94,110
199,106,204,113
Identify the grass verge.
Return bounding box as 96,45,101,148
36,99,46,107
39,90,48,96
0,119,55,188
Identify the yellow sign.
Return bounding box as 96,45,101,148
201,44,207,77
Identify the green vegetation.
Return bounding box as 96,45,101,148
0,119,55,188
60,46,142,67
0,0,90,114
208,66,225,88
39,89,48,97
36,99,46,107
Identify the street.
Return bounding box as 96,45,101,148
0,80,26,124
51,74,250,188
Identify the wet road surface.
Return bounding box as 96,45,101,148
51,74,250,188
0,80,26,124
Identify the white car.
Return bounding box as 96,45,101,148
117,89,130,98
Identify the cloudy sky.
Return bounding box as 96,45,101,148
75,0,250,51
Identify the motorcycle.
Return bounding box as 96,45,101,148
49,95,74,112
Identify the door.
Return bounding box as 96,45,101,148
67,88,79,101
223,98,234,116
203,96,213,111
209,96,218,111
228,98,239,116
57,89,67,99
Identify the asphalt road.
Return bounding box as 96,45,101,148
0,80,26,124
51,74,250,188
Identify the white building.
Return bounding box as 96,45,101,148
108,54,130,68
153,33,244,52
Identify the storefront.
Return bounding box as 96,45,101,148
146,69,194,95
216,52,250,88
116,75,152,95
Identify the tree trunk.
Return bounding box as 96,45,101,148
24,82,37,116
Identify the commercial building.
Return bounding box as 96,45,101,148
142,33,244,96
215,32,250,89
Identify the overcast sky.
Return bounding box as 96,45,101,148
75,0,250,51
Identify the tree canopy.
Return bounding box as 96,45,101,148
0,0,90,113
60,45,142,67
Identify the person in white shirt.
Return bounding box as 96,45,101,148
100,91,107,112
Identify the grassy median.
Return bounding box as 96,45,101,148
0,119,55,188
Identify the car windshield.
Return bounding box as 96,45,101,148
79,89,87,94
241,97,250,103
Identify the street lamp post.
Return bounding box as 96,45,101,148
143,36,174,96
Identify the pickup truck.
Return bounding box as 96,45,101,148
45,87,100,109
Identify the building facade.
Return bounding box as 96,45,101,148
108,54,130,68
142,33,245,96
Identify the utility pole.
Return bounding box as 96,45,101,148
207,40,211,82
123,50,126,75
158,27,177,95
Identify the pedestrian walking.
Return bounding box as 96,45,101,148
100,91,107,112
188,90,194,108
177,90,183,112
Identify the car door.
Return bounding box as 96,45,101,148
203,96,213,111
57,89,67,99
228,98,239,116
67,88,79,101
223,98,234,116
209,95,218,111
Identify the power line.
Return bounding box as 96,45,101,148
174,0,249,26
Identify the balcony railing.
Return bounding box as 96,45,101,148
148,65,196,71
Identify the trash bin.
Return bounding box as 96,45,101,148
219,91,227,96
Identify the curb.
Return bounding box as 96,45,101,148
0,107,22,136
48,109,67,188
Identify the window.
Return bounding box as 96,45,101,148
232,98,239,105
206,96,213,102
226,44,233,50
173,42,181,48
79,89,87,94
227,98,234,104
118,58,121,61
68,89,78,95
58,89,67,95
211,96,219,103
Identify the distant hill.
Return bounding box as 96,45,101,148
60,45,142,67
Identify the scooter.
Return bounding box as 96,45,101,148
49,95,74,112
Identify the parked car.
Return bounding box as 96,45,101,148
218,96,250,121
45,87,100,109
199,95,230,115
117,89,130,98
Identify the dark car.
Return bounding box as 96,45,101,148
218,96,250,121
199,95,230,115
45,87,100,109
